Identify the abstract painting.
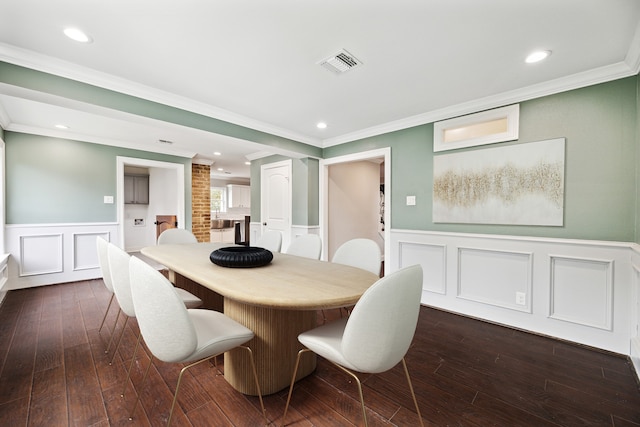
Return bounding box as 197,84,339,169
433,138,565,225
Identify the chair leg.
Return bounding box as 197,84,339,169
238,345,268,425
129,354,154,421
282,348,311,427
166,348,268,427
104,307,122,354
167,355,219,427
401,358,424,427
98,293,115,336
330,362,368,427
121,329,143,398
109,316,129,365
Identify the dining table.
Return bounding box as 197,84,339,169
140,242,379,396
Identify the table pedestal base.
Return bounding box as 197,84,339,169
224,299,318,395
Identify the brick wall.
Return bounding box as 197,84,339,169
191,163,211,242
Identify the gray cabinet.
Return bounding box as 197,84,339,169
124,174,149,204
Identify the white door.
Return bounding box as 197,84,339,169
261,160,292,250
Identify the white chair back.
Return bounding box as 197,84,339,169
157,228,198,245
285,234,322,259
332,238,381,276
129,256,198,363
254,230,282,252
96,237,115,292
342,264,422,373
106,243,136,317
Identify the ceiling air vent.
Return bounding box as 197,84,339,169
319,49,362,74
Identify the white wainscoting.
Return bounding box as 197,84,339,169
5,223,120,290
630,251,640,381
389,230,636,357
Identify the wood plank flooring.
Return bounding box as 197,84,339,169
0,278,638,426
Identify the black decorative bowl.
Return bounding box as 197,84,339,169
209,246,273,268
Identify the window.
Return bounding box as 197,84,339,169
433,104,520,152
211,187,227,213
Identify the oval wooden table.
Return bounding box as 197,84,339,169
140,242,378,395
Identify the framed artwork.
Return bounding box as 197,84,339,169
433,138,565,226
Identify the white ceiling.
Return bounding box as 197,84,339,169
0,0,639,178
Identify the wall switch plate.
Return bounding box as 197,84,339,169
516,292,526,306
406,195,416,206
104,196,114,204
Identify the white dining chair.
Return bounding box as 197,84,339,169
128,256,267,426
157,228,198,244
106,243,203,398
332,238,381,276
96,237,121,353
254,230,282,252
285,234,322,260
282,264,424,427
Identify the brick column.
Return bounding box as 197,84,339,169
191,163,211,242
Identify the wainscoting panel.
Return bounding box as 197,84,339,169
399,241,446,294
550,255,613,330
74,232,110,271
458,247,532,312
630,256,640,378
389,229,635,356
6,223,119,290
19,234,63,276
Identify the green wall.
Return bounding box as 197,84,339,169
324,76,639,242
5,132,191,224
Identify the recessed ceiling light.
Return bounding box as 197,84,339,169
213,152,222,156
244,161,251,165
525,50,551,64
317,122,327,129
63,27,93,43
217,167,224,171
55,124,69,129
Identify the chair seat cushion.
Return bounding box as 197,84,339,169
184,309,254,363
298,317,360,372
175,288,203,309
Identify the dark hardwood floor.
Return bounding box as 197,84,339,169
0,278,639,426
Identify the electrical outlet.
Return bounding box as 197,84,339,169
406,195,416,206
104,195,114,204
515,292,526,306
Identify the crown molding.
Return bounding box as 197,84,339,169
0,43,322,148
625,20,640,73
322,61,637,148
0,100,10,129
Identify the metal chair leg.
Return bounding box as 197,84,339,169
329,362,368,427
166,349,268,427
282,348,310,426
402,358,424,427
121,329,143,397
239,345,267,425
109,316,129,365
104,307,122,354
129,354,154,421
98,293,115,335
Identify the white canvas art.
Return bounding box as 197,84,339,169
433,138,565,226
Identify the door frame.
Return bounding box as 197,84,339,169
116,156,185,250
319,147,391,262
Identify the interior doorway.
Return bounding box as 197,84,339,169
260,159,292,250
116,156,185,251
319,148,391,263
